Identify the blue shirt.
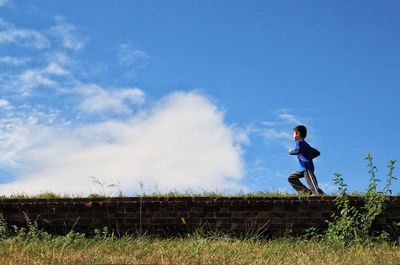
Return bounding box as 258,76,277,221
289,140,320,172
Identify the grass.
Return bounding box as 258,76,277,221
0,190,296,199
0,235,399,264
0,190,390,199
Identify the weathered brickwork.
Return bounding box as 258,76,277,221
1,196,399,237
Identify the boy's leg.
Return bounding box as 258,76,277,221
304,170,325,195
288,171,312,194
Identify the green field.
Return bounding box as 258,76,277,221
0,235,399,265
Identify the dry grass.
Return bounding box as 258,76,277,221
0,236,399,265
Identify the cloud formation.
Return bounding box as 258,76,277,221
0,15,246,196
0,56,29,66
78,84,145,114
0,91,245,195
0,99,12,110
277,112,303,125
118,43,151,69
0,19,49,49
49,17,87,50
243,110,305,148
8,62,70,96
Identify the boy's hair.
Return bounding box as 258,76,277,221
294,125,307,138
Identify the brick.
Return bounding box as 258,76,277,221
215,212,232,218
231,212,244,218
190,206,203,213
0,196,399,237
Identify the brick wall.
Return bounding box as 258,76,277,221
1,196,400,237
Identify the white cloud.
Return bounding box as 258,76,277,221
0,56,29,66
0,25,49,49
18,70,54,90
0,114,39,166
277,112,303,125
0,15,245,195
261,121,277,126
43,62,69,75
49,17,86,50
0,16,85,51
247,111,307,148
0,99,13,110
118,43,150,67
12,62,70,95
78,84,145,114
260,128,291,141
0,91,245,195
46,52,73,66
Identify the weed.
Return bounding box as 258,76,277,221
325,153,397,244
89,176,123,197
0,213,8,239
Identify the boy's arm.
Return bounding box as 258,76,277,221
311,147,320,158
288,141,300,155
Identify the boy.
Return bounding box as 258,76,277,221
288,125,325,195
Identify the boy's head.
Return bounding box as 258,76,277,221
293,125,307,140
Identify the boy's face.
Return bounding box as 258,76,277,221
293,130,302,141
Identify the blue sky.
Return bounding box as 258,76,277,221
0,0,399,195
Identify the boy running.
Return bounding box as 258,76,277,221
288,125,324,195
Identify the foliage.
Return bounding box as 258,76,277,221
0,214,8,240
325,153,397,244
325,173,361,243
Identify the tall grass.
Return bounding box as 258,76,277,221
1,234,400,265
